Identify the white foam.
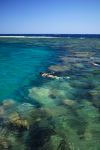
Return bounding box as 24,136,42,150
0,36,59,39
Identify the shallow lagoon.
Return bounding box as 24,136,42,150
0,37,100,150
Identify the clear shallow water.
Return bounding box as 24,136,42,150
0,37,100,150
0,38,56,100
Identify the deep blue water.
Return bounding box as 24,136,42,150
0,34,100,38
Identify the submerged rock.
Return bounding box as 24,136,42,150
2,99,16,109
16,103,35,119
27,123,55,150
50,135,62,150
90,86,100,108
62,99,76,106
41,135,62,150
49,65,70,72
0,137,11,149
72,51,94,58
0,106,5,116
42,106,67,118
9,112,29,130
29,87,56,107
73,63,84,68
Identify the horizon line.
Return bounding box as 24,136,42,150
0,33,100,35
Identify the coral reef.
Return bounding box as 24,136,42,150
0,137,11,149
8,112,29,129
49,65,70,72
0,37,100,150
2,99,16,109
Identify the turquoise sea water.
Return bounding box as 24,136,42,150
0,38,56,100
0,37,100,150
